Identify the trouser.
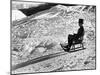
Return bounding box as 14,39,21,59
61,34,78,49
68,34,78,48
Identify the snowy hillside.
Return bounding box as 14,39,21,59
11,4,96,74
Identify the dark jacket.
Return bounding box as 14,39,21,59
76,26,84,39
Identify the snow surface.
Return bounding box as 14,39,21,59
12,10,26,21
11,4,96,74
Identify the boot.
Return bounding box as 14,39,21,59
65,45,70,52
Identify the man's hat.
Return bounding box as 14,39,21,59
79,19,84,24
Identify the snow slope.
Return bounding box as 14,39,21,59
11,4,96,74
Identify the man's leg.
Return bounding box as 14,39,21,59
67,34,74,51
68,35,73,46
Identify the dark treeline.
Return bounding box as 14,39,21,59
19,3,57,16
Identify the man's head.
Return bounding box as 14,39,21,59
79,19,84,26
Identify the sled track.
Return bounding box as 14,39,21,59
12,48,85,71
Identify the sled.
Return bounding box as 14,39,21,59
60,36,86,52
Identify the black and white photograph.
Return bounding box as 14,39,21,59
11,0,96,74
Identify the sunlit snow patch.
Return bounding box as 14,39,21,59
12,10,26,21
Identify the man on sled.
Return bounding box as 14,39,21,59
60,19,85,52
